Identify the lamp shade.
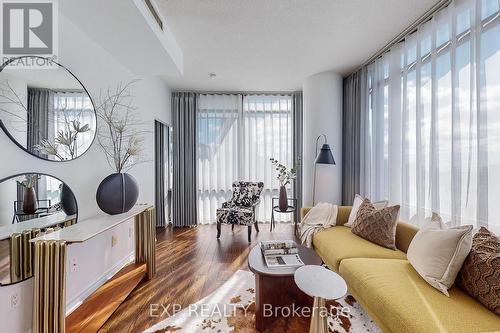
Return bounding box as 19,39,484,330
315,144,336,165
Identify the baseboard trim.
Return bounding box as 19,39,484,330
66,252,135,315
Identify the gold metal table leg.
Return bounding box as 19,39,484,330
32,240,67,333
309,296,328,333
134,207,156,279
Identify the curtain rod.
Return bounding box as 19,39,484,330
172,90,302,96
359,0,452,69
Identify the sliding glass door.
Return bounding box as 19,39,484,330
197,94,293,224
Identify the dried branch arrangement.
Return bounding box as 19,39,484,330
0,80,91,160
16,174,40,189
35,118,91,160
0,80,28,124
270,158,297,186
95,80,146,173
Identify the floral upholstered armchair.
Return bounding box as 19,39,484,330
216,181,264,242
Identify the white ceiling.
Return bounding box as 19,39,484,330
60,0,183,77
157,0,438,91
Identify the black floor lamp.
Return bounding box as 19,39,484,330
312,134,336,205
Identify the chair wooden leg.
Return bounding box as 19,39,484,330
254,220,259,232
247,225,252,242
216,222,221,239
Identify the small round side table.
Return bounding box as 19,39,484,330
294,265,348,333
270,197,297,233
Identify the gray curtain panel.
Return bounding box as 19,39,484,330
27,88,51,156
292,92,303,221
172,92,198,227
342,69,365,205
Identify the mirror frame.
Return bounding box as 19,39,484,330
0,55,97,162
0,172,78,286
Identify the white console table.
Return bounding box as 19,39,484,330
31,205,152,243
0,212,77,241
30,204,156,333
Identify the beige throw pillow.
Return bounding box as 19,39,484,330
351,199,400,249
407,222,473,296
345,194,388,227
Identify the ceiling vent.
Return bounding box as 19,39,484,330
144,0,163,30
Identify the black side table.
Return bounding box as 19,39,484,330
270,197,298,234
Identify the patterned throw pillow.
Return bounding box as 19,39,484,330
456,227,500,315
344,194,388,227
351,198,400,249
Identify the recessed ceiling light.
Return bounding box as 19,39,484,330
208,72,217,79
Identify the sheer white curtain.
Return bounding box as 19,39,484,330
52,91,96,159
362,0,500,233
196,94,293,224
197,94,241,224
243,95,293,222
45,91,95,201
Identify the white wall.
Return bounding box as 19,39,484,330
0,76,27,226
0,176,18,226
0,74,27,146
0,12,172,333
302,70,343,206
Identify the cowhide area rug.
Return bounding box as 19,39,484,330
144,270,381,333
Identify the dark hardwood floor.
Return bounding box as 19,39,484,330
100,222,297,332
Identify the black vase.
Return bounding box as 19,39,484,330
23,187,37,214
60,184,78,215
96,173,139,215
279,186,288,212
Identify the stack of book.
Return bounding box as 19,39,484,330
260,240,305,268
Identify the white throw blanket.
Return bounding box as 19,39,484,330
299,203,338,247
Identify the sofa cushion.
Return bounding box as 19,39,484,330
457,227,500,315
302,206,419,252
339,258,500,333
395,222,419,253
351,199,400,249
312,226,406,271
407,224,473,296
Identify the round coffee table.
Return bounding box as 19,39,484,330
248,244,322,331
294,265,347,333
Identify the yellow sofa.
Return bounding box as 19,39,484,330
301,206,500,333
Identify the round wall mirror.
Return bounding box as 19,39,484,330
0,173,78,285
0,56,96,161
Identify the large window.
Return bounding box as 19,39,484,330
197,94,293,224
362,0,500,233
44,91,95,199
197,94,241,224
53,91,96,159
